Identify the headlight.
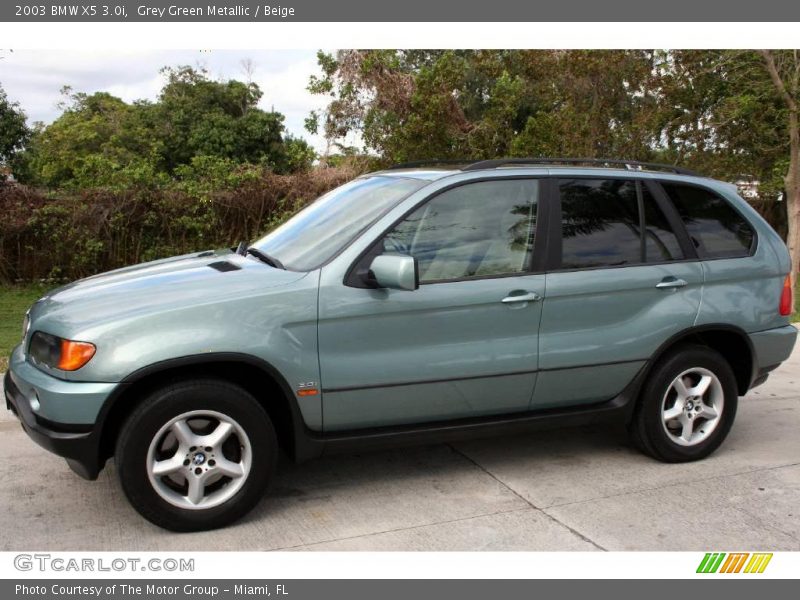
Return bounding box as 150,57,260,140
29,332,96,371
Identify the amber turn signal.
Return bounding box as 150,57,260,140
58,340,96,371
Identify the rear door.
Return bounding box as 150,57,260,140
532,176,703,409
658,182,775,330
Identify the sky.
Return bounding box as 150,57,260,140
0,49,336,153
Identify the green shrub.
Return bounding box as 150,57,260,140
0,163,365,282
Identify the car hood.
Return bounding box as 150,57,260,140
28,250,308,337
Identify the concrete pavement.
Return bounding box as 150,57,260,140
1,344,798,551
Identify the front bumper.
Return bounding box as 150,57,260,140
7,345,116,424
4,355,113,480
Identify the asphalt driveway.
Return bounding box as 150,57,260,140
1,343,798,551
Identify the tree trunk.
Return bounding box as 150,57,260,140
759,50,799,310
786,107,799,300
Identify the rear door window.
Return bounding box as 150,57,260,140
641,186,684,263
558,178,685,269
661,183,755,258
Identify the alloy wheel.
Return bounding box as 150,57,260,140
661,367,725,447
145,410,252,510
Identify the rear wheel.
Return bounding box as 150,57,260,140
630,345,738,462
115,379,277,531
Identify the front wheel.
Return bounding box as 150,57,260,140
115,379,277,531
630,345,738,463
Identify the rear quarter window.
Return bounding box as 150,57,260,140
661,183,755,259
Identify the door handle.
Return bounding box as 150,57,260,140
655,277,688,290
501,291,541,304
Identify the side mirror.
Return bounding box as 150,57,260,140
369,254,419,291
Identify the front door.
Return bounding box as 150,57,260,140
318,178,546,431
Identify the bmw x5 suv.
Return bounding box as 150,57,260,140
5,158,797,531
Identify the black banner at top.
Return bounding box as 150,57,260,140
3,0,799,22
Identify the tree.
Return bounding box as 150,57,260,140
306,50,663,163
280,135,316,172
153,66,287,171
0,85,30,176
22,88,162,188
309,49,798,310
509,50,663,159
20,66,314,188
759,50,799,293
659,51,798,296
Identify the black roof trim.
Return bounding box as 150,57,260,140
389,157,700,177
388,159,476,170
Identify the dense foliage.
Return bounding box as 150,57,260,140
0,163,365,282
307,49,800,285
0,87,30,173
0,65,328,283
14,66,315,189
1,52,798,289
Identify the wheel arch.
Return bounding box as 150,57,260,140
96,353,320,466
642,324,755,398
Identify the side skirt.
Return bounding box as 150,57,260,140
292,363,648,461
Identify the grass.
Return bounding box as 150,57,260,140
0,278,798,373
793,277,800,324
0,284,51,372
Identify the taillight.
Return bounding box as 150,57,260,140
779,275,793,316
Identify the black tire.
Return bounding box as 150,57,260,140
630,344,738,463
115,378,277,532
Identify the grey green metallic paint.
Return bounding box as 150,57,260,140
19,250,322,429
369,253,419,291
8,167,797,448
318,272,547,429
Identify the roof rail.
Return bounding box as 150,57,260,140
463,157,699,175
387,159,475,170
388,157,699,177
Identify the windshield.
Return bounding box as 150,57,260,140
250,175,427,271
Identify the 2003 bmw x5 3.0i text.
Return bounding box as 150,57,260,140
5,158,797,531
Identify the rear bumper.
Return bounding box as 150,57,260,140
748,324,798,389
4,370,104,480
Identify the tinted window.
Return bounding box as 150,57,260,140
560,179,685,269
662,183,754,258
642,187,684,262
381,179,539,282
